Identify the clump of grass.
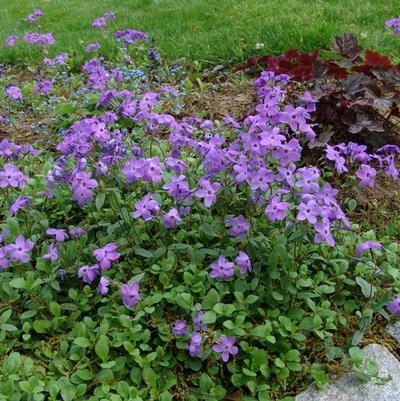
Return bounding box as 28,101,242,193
1,0,399,65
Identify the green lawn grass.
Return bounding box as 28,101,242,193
1,0,399,66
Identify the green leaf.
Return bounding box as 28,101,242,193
61,383,76,401
55,103,75,116
199,374,212,392
33,320,50,333
9,278,26,289
349,346,364,366
49,302,61,316
135,247,154,258
4,352,21,374
74,337,91,348
175,293,193,310
95,335,109,362
202,288,220,309
356,277,376,298
95,192,106,211
242,368,257,377
1,324,18,331
76,369,94,381
143,366,157,388
202,311,216,324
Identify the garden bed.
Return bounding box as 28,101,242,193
1,7,400,401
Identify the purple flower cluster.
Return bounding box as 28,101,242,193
5,35,18,47
386,17,400,35
33,80,52,96
0,235,34,268
115,29,148,44
5,86,23,101
0,164,28,188
85,43,101,53
24,32,55,46
92,11,116,29
27,8,44,24
325,142,399,185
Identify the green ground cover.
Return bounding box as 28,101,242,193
1,0,399,65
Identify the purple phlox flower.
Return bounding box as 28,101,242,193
259,127,285,148
71,171,98,206
78,264,100,284
209,255,235,281
188,332,203,358
92,121,110,143
172,320,189,336
162,175,191,201
272,139,301,166
92,17,107,29
0,163,28,188
93,243,120,270
193,308,207,332
248,168,274,191
163,208,182,229
85,42,101,53
0,247,9,270
277,163,296,187
148,48,160,62
58,269,67,280
46,228,68,242
132,193,160,221
53,53,68,65
295,167,320,193
97,276,110,295
356,164,376,188
386,17,400,35
120,281,140,308
5,35,18,47
300,91,318,112
69,227,85,237
0,139,21,158
165,157,186,174
265,196,289,222
33,80,52,96
279,105,310,131
5,86,23,101
33,8,43,17
42,243,59,262
27,14,36,24
115,29,148,44
233,155,249,183
8,235,34,263
9,196,32,217
314,219,335,247
223,115,241,129
212,335,238,363
143,157,163,183
0,229,11,243
387,295,400,315
355,240,383,254
235,251,252,274
122,158,145,183
104,11,116,20
226,215,250,239
297,200,321,224
195,179,221,207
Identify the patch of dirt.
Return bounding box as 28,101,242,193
0,121,41,144
336,168,400,237
182,75,257,121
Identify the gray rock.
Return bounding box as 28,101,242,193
296,344,400,401
386,321,400,343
